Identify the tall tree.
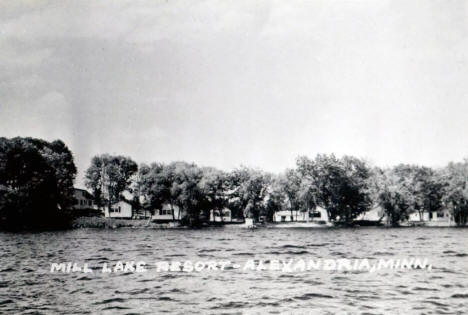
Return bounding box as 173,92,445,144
389,164,445,222
198,167,229,222
281,169,302,221
441,161,468,226
296,154,372,224
85,154,138,215
171,162,205,225
264,175,286,222
377,169,413,226
139,162,178,220
229,167,269,221
0,137,76,230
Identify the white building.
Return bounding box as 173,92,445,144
274,206,329,223
408,209,454,226
354,206,386,225
210,208,232,222
105,200,133,219
152,204,182,222
72,188,96,210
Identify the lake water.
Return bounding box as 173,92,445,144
1,227,467,314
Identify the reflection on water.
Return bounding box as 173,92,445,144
1,227,467,314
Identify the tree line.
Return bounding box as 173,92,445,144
0,137,76,230
85,153,468,227
1,136,468,230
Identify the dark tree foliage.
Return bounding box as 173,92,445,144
228,167,269,222
441,161,468,226
84,154,138,213
264,175,285,222
138,162,223,226
296,154,373,224
379,188,412,226
374,164,448,226
0,137,76,230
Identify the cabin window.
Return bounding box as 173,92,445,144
111,207,121,213
159,209,173,216
437,213,444,218
310,211,321,218
281,216,286,222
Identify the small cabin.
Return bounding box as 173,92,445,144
354,206,386,226
274,206,329,223
105,200,133,219
72,188,96,210
408,209,454,226
71,188,101,216
210,208,232,222
152,204,182,223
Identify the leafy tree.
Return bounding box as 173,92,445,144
198,167,229,222
296,154,372,224
385,165,445,223
0,137,76,230
139,162,177,220
85,154,138,214
377,169,413,226
171,162,205,226
280,169,302,221
229,167,269,221
264,175,286,222
140,161,211,225
441,161,468,226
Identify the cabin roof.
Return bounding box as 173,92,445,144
74,188,94,199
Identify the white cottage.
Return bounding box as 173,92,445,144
72,188,96,210
274,206,329,223
105,200,133,219
210,208,232,222
152,204,182,223
408,209,454,226
354,206,386,225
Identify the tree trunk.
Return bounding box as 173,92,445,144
170,202,175,221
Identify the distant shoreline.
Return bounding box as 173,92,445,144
69,217,468,230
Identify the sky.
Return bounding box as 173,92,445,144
1,0,468,187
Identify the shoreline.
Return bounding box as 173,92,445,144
70,217,468,230
71,217,186,229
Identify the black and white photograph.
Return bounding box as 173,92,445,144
1,0,468,314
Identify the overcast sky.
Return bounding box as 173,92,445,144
1,0,467,187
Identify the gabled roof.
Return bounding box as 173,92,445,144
112,200,133,206
74,188,94,199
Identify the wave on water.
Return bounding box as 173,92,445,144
101,306,130,310
278,244,307,249
211,301,247,309
2,227,468,314
266,250,310,255
294,293,334,300
94,298,126,305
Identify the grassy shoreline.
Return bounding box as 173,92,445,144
71,217,185,229
70,217,468,229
